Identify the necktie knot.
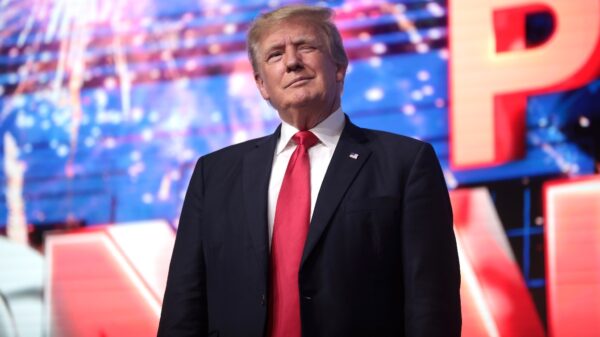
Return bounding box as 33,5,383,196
292,131,319,149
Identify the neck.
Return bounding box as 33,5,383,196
288,110,330,130
280,96,340,131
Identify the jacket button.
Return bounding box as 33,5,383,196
261,294,266,306
303,296,312,301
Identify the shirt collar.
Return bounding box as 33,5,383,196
276,107,345,155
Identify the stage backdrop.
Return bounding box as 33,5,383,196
1,0,599,336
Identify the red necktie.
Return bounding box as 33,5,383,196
269,130,319,337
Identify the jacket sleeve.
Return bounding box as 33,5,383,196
402,143,461,337
157,157,208,337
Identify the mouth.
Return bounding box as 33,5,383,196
286,77,312,88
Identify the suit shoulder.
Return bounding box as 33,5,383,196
201,134,271,162
359,127,429,152
188,134,273,183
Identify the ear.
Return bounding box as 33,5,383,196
254,72,270,100
335,63,347,82
335,64,347,94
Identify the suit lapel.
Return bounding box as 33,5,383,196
301,119,372,268
242,127,279,284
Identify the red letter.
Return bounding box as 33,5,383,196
46,221,174,337
449,0,600,168
451,188,545,337
545,176,600,337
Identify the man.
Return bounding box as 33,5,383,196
158,5,461,337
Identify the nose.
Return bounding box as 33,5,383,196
284,47,302,72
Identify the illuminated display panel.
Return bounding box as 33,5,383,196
0,0,599,336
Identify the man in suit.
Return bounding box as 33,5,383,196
158,5,461,337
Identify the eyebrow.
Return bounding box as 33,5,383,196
263,36,319,54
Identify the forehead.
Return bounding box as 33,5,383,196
258,18,323,49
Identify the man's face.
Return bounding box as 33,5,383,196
253,18,346,128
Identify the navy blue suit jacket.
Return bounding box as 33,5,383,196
157,118,461,337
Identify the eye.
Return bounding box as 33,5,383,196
299,44,317,52
266,51,283,63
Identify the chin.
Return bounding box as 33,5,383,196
287,99,321,111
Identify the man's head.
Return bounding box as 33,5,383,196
247,6,348,74
247,5,349,130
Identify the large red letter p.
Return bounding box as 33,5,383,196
449,0,600,168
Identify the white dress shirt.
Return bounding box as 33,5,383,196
267,107,345,246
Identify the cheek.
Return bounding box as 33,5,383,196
258,71,282,96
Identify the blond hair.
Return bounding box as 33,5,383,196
246,5,348,73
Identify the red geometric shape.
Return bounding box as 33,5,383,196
545,175,600,337
450,188,545,337
46,220,174,337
